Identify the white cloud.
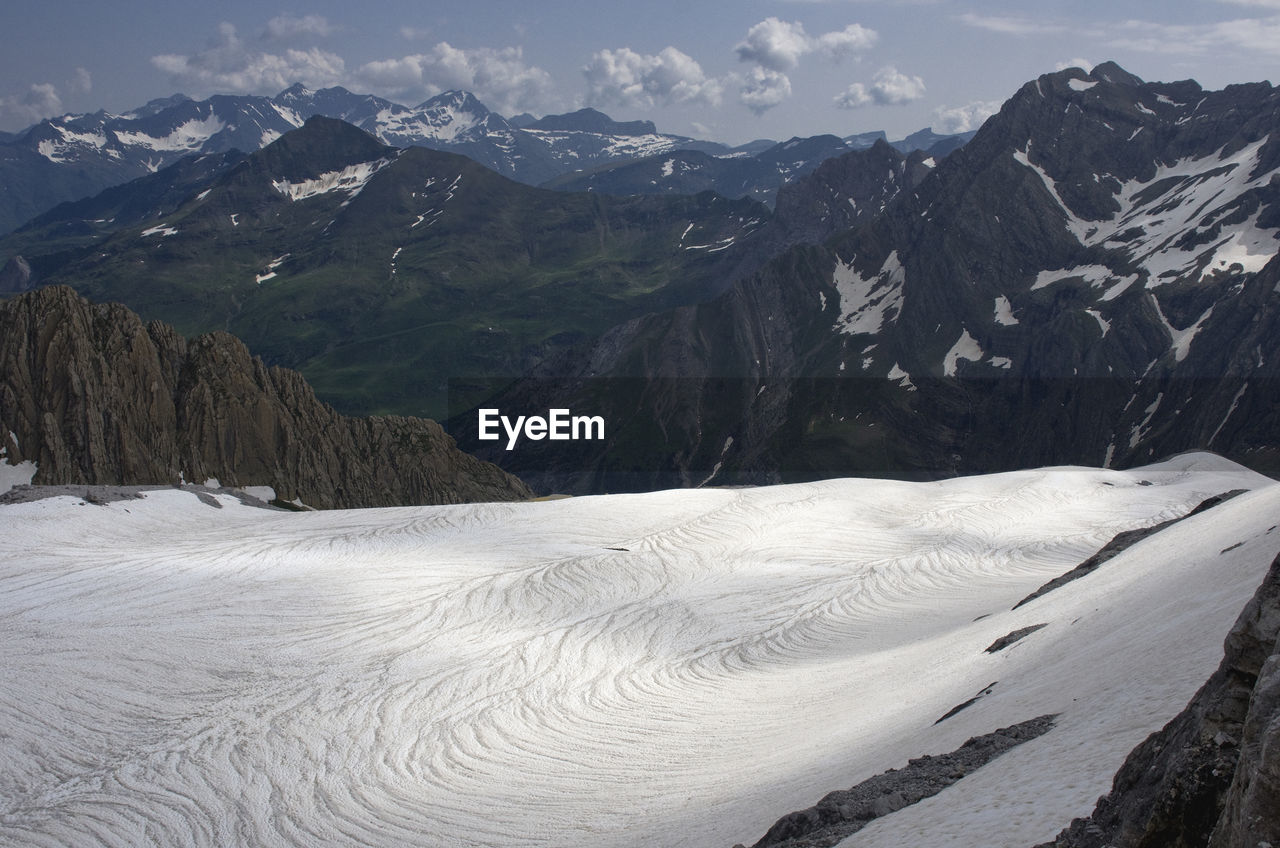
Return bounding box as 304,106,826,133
151,22,345,94
263,14,336,40
834,83,871,109
0,82,63,127
735,17,875,71
814,24,878,59
355,43,556,114
835,65,926,108
734,17,876,112
399,26,431,41
736,18,813,71
584,47,722,109
1055,57,1095,72
931,100,1002,133
1108,15,1280,56
738,67,792,114
957,13,1067,35
68,67,92,95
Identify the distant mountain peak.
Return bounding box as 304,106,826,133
250,115,392,182
418,90,490,113
529,108,659,137
1089,61,1144,87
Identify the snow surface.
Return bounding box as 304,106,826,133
114,116,227,153
943,328,984,375
993,295,1019,326
887,362,916,391
1016,137,1280,290
272,159,391,202
0,458,36,494
1150,293,1213,362
833,251,905,336
35,128,110,163
1,455,1276,848
1032,264,1138,298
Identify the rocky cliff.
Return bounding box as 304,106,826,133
464,62,1280,493
1037,552,1280,847
0,285,532,508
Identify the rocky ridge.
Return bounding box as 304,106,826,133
1036,550,1280,847
466,62,1280,493
0,286,532,508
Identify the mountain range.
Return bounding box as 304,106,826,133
2,61,1278,497
0,116,943,421
460,61,1280,492
0,83,971,236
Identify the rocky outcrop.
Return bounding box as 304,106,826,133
1036,552,1280,847
0,285,532,508
735,715,1058,848
0,255,32,293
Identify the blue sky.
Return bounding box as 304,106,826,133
3,1,1279,143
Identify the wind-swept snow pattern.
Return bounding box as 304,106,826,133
0,455,1275,848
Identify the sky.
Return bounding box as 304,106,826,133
2,1,1279,144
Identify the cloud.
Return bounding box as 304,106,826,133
735,17,876,71
151,22,345,93
1107,15,1280,56
0,82,64,127
584,47,722,109
68,67,92,95
399,26,431,41
734,17,875,112
814,24,878,59
263,14,336,40
957,13,1067,35
931,100,1002,133
1055,57,1094,72
834,65,926,108
834,83,871,109
355,43,556,114
738,67,792,114
736,18,813,71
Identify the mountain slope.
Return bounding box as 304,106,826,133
5,116,769,419
0,285,531,508
540,131,967,205
469,62,1280,492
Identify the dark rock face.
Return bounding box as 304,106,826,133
472,63,1280,492
0,286,532,508
735,714,1057,848
1036,553,1280,848
0,255,32,293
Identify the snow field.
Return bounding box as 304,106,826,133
0,454,1275,847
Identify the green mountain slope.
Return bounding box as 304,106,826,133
17,117,769,418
